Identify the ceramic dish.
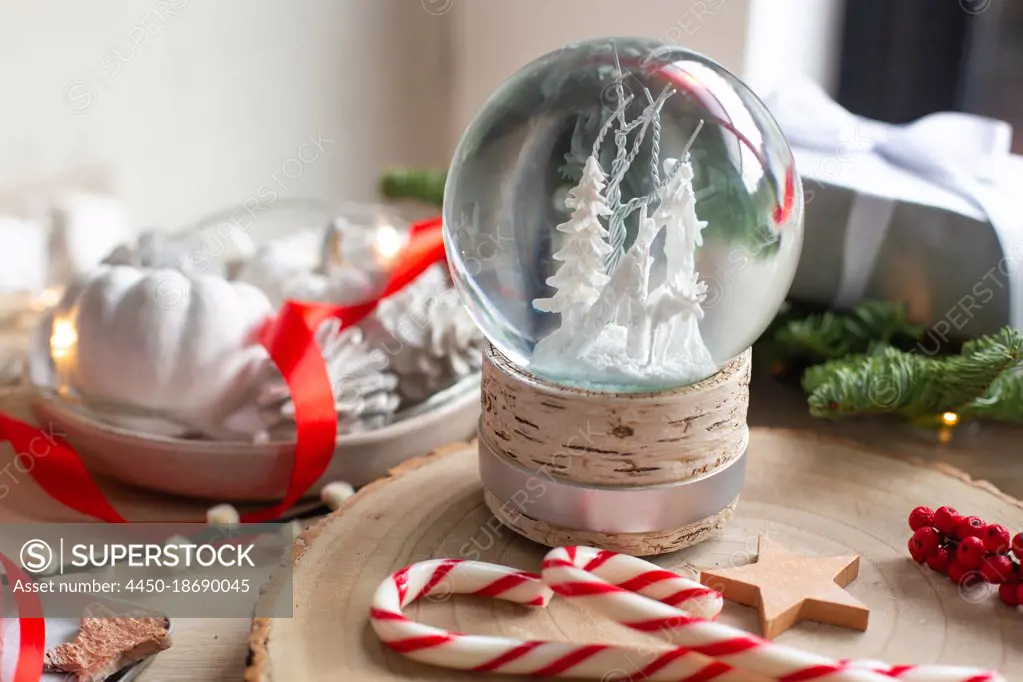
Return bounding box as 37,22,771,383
28,374,479,501
26,302,480,501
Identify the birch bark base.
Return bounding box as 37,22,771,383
479,343,751,554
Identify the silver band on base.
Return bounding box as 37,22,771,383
478,423,748,535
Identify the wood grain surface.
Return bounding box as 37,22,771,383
247,429,1023,681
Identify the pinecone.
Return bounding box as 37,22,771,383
364,265,483,404
253,318,400,440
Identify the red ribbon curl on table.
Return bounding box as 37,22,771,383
0,214,446,525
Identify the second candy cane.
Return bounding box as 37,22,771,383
542,546,1004,682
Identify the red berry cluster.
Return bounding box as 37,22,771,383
908,506,1023,607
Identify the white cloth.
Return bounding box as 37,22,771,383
766,81,1023,329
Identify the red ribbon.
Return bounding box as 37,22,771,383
0,216,445,679
247,216,446,522
0,554,45,682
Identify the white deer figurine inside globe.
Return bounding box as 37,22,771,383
531,139,717,387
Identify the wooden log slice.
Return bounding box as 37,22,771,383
247,429,1023,682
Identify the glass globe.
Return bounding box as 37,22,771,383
443,37,803,392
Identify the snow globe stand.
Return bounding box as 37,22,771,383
442,41,802,557
478,342,750,556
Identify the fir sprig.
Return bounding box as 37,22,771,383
379,168,446,207
760,300,1023,423
803,327,1023,420
964,366,1023,423
772,300,924,365
938,330,1023,408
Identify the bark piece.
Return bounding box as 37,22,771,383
44,611,171,682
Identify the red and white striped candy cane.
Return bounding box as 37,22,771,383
370,557,762,681
542,546,1005,682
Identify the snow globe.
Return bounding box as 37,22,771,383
444,37,803,555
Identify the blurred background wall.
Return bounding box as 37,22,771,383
0,0,844,229
451,0,845,137
0,0,453,228
453,0,748,136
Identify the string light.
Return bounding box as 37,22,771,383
33,286,62,311
940,411,960,427
372,223,403,266
49,318,77,361
50,316,78,396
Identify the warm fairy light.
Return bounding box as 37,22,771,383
941,411,960,427
25,286,63,314
50,317,78,361
372,223,403,265
36,287,62,310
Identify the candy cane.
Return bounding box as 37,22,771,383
370,557,765,681
542,546,1005,682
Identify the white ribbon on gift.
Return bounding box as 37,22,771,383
766,81,1023,330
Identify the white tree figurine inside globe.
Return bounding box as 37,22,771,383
444,37,802,392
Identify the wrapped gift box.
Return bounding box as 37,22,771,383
767,82,1023,346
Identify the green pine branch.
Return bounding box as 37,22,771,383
760,300,1023,423
963,366,1023,423
803,327,1023,420
379,168,446,207
771,300,924,365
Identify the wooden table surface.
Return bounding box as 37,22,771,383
1,344,1022,679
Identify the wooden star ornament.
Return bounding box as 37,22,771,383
698,535,869,639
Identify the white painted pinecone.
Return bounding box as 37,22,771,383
366,267,483,404
254,318,400,439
